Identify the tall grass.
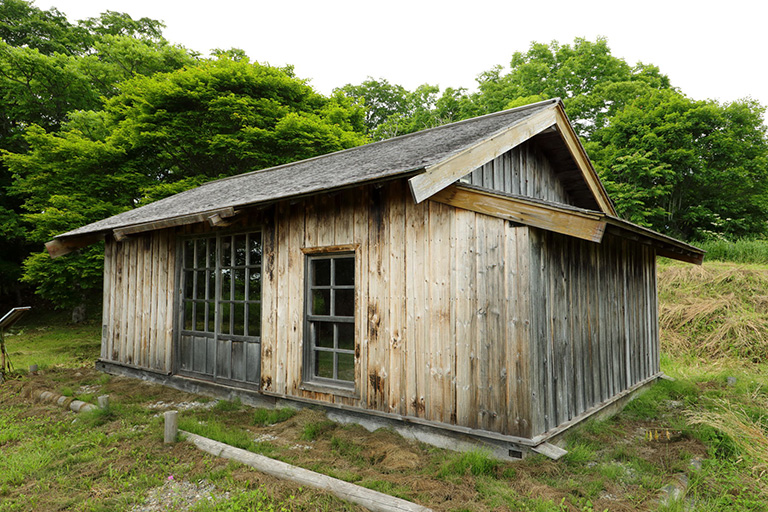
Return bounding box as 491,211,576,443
695,239,768,264
686,398,768,472
658,262,768,361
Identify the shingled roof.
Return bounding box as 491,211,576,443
57,99,580,239
46,98,705,264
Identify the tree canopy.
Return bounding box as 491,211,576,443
1,2,766,314
4,56,367,310
338,38,768,241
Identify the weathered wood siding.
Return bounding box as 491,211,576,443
101,230,176,372
100,178,660,442
527,229,659,436
259,180,535,437
462,139,574,206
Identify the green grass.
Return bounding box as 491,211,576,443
4,260,768,511
437,449,500,478
300,419,336,441
2,309,100,371
695,238,768,264
252,407,297,426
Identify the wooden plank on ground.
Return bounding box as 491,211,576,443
183,431,433,512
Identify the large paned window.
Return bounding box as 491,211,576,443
178,232,261,384
304,253,355,389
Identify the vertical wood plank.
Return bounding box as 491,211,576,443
367,185,389,411
287,202,305,395
503,221,518,435
150,233,161,370
388,181,406,414
454,208,473,427
515,226,532,438
405,196,427,418
354,186,369,407
125,240,137,366
274,202,290,395
117,241,128,362
164,232,175,373
429,201,453,424
260,207,277,391
101,238,113,361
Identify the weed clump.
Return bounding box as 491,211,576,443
438,449,499,478
252,407,297,426
300,420,336,441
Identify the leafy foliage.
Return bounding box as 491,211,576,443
588,91,768,239
341,38,768,242
4,55,367,308
0,0,194,310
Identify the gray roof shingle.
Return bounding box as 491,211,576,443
58,99,559,239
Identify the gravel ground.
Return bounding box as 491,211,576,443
130,479,229,512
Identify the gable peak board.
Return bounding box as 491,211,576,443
407,100,616,216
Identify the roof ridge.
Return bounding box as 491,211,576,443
198,98,562,188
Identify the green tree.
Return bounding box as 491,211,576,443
338,78,480,140
0,0,194,310
475,37,673,137
5,57,368,311
587,90,768,240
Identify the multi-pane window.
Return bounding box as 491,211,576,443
304,253,355,388
218,233,262,338
180,232,262,340
182,237,217,334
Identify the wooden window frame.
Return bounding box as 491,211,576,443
302,249,357,393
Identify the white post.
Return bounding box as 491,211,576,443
164,410,178,444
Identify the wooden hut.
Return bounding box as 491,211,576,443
48,99,703,459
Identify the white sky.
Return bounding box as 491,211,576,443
35,0,768,109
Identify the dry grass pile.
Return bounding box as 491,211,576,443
658,262,768,361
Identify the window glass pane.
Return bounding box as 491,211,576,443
249,234,261,265
334,289,354,317
184,241,194,268
315,322,334,348
248,269,261,301
337,323,354,351
195,239,207,268
313,259,331,286
220,302,230,334
335,257,354,286
337,353,354,382
204,302,212,332
220,237,232,267
196,271,206,300
312,289,330,316
234,234,247,267
184,270,194,299
315,351,334,379
233,303,245,336
208,270,216,300
195,307,206,332
221,269,231,301
248,302,261,337
208,238,217,268
233,269,246,301
184,301,193,330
